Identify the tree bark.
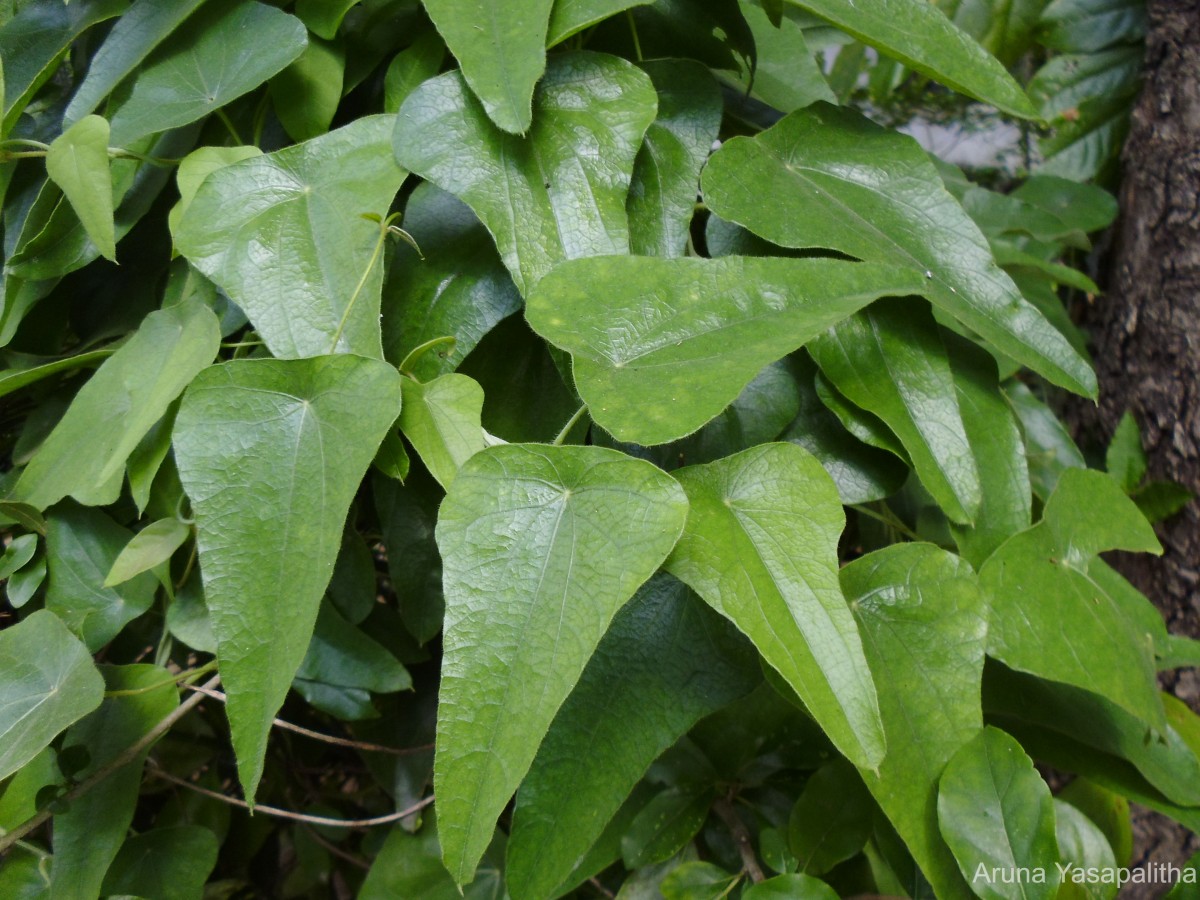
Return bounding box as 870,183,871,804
1073,0,1200,889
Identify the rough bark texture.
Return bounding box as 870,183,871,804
1073,1,1200,892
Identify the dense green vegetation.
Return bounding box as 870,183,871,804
0,0,1197,897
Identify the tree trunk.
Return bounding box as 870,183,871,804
1073,0,1200,889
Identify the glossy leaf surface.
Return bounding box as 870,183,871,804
701,104,1096,396
434,443,688,882
666,443,885,768
176,115,406,359
394,51,657,295
174,355,403,799
526,255,927,445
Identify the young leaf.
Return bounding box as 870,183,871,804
167,145,264,240
843,543,986,900
0,610,105,781
547,0,652,45
46,505,158,651
665,443,886,769
394,51,657,295
627,60,722,258
1106,411,1146,492
173,355,403,800
731,3,836,114
176,115,407,359
270,38,346,142
783,0,1038,117
422,0,555,134
63,0,209,125
434,443,688,883
0,533,37,580
1058,779,1133,867
810,301,982,524
981,469,1166,731
14,299,220,510
701,103,1097,397
104,517,190,587
399,374,488,490
106,0,308,145
525,255,928,445
381,183,521,379
45,115,116,262
937,727,1060,900
383,31,446,113
1054,801,1118,900
49,665,180,900
507,574,758,900
742,874,840,900
1004,382,1086,498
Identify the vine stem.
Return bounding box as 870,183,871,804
713,794,766,884
0,674,221,856
148,764,433,829
182,683,432,756
552,404,589,446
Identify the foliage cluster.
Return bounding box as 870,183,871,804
0,0,1197,898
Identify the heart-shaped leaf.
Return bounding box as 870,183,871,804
525,255,927,445
422,0,554,134
701,103,1096,397
45,115,116,261
394,51,657,295
434,443,688,883
174,355,403,799
666,442,885,769
176,115,407,359
399,374,488,490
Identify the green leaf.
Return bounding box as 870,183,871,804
45,115,116,262
399,374,488,489
842,543,986,900
100,825,220,900
374,469,445,644
0,0,126,136
507,573,758,900
173,355,403,800
1010,176,1119,236
294,0,359,39
14,299,220,510
434,443,688,883
0,610,104,782
627,60,721,258
176,115,406,359
49,664,179,900
104,517,190,587
981,468,1166,730
983,667,1200,807
361,812,508,900
730,2,836,113
1003,381,1085,499
937,727,1060,900
384,31,446,113
660,861,739,900
382,183,521,379
127,403,179,516
526,255,927,445
1054,801,1118,900
1037,0,1144,52
293,602,412,720
422,0,554,134
167,145,263,239
394,51,657,295
0,533,37,579
106,0,307,145
742,874,840,900
1105,411,1146,492
1132,481,1193,523
0,347,115,403
63,0,208,125
665,443,885,769
271,37,345,142
1037,92,1132,183
935,0,1047,65
783,0,1037,117
788,760,875,874
1028,46,1141,120
1058,779,1132,867
622,786,713,868
547,0,652,45
945,333,1032,566
700,103,1096,397
46,505,158,651
810,301,980,524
